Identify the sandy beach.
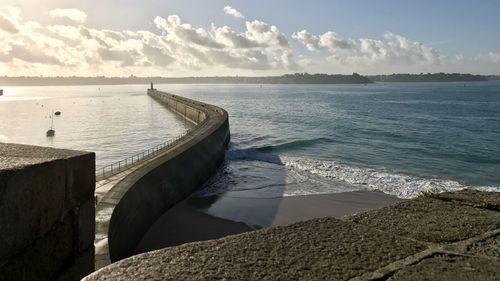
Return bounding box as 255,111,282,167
135,190,403,254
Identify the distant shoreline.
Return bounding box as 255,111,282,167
0,73,371,86
1,73,499,87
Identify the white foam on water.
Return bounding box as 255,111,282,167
281,156,500,199
196,147,500,199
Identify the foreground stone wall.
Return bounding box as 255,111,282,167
106,90,230,262
0,143,95,281
85,190,500,281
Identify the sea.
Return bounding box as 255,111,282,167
1,82,499,199
0,85,193,170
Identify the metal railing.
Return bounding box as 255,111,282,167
95,129,191,180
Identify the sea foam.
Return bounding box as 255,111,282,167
281,156,500,198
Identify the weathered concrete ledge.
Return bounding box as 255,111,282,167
0,143,95,281
94,89,230,268
85,189,500,280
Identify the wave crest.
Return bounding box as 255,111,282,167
281,156,500,198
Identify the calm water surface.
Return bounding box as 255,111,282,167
0,85,192,170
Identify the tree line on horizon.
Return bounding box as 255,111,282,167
368,72,491,82
0,73,499,86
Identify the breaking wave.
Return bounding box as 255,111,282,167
198,140,500,199
281,156,500,199
256,137,332,153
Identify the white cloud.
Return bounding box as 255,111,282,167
0,6,299,76
213,25,262,48
49,8,87,24
0,14,18,33
0,5,498,76
223,6,244,19
294,29,441,71
154,15,224,49
293,30,320,51
319,31,353,50
476,52,500,64
245,20,288,48
0,6,20,34
293,30,353,52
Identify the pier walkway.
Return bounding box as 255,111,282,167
94,133,192,269
92,88,229,270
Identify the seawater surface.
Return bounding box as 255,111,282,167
1,82,499,200
0,84,192,170
163,82,500,200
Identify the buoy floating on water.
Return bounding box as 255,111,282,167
46,110,56,137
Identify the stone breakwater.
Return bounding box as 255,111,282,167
85,189,500,281
94,89,230,268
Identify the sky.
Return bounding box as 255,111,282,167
1,0,499,76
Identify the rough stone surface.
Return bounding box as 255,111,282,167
465,234,500,258
0,143,95,281
84,190,500,281
57,246,95,281
0,213,74,281
436,189,500,211
348,197,500,243
0,160,66,260
78,199,96,252
86,217,425,281
0,142,88,170
65,153,95,208
387,254,500,281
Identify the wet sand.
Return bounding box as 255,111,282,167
135,190,403,254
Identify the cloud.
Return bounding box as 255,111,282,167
357,32,440,65
294,29,440,70
207,49,270,70
0,6,19,34
292,30,320,51
1,44,62,65
154,15,224,49
245,20,288,48
142,43,175,67
97,47,143,67
149,15,295,71
1,5,498,76
213,25,264,48
476,52,500,64
0,14,18,33
293,30,353,52
49,8,87,24
223,6,244,19
319,31,353,50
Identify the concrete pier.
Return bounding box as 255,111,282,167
94,89,230,268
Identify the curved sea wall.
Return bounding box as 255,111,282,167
107,90,230,262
